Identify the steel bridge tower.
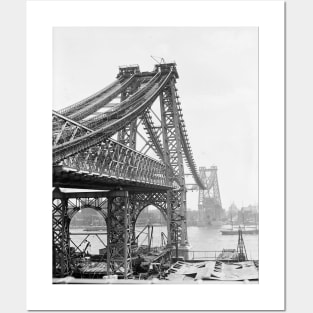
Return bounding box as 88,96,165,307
52,63,205,278
198,166,223,225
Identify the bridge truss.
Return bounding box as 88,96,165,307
52,63,208,278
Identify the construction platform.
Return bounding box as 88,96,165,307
55,258,258,283
165,260,258,281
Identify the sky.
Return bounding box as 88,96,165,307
53,27,258,211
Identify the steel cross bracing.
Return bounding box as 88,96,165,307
129,192,168,242
52,71,169,164
198,166,222,224
52,188,109,278
107,191,132,278
159,75,188,246
54,137,169,190
53,111,93,146
117,67,141,149
141,111,164,157
53,111,170,191
52,191,71,278
52,188,170,278
52,63,208,278
80,73,161,130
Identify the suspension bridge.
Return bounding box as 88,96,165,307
52,62,222,278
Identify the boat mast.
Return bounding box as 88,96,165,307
255,211,258,230
230,210,233,230
242,208,246,230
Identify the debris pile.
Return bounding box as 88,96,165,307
165,260,258,281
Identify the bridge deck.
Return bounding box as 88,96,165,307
53,165,172,192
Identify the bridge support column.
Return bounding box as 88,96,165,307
107,191,132,278
129,202,138,246
159,76,188,249
198,167,223,225
52,188,71,278
117,67,140,149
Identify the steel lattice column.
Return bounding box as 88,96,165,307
198,167,206,222
212,169,222,207
117,70,140,149
52,188,71,277
159,77,188,246
198,167,222,223
129,200,138,246
107,191,132,278
211,168,222,220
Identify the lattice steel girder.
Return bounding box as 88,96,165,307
107,191,132,278
52,111,93,147
129,192,168,221
59,138,170,188
159,77,188,246
58,191,109,199
67,196,108,220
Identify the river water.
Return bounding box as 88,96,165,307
70,225,258,260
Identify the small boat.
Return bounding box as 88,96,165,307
220,228,258,235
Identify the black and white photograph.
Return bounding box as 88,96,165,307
52,27,259,283
26,1,285,310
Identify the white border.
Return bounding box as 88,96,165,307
27,1,284,310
